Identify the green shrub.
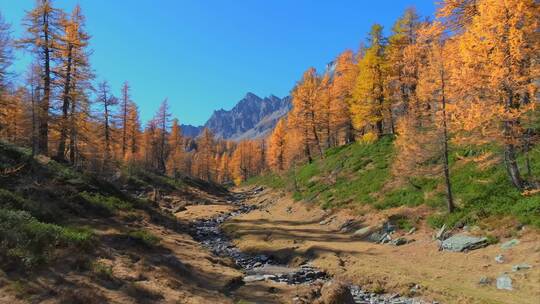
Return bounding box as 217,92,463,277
0,189,56,221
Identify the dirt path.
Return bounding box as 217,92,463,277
222,186,540,304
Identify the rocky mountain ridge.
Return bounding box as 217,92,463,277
181,93,291,140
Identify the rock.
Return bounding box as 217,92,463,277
435,224,447,240
353,226,372,237
243,275,266,283
382,221,397,233
495,254,505,264
512,263,532,272
496,274,513,290
172,204,187,213
368,231,385,243
392,237,408,246
379,233,392,244
339,219,356,232
440,234,488,252
479,276,491,285
501,239,520,250
253,262,262,268
408,227,416,235
316,280,355,304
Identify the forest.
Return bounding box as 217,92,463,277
1,0,538,213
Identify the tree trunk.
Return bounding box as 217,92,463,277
39,11,51,155
441,71,455,213
56,45,73,162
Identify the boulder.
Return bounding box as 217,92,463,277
440,234,488,252
496,274,513,290
315,281,355,304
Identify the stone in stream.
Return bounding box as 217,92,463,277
496,274,513,290
440,234,488,252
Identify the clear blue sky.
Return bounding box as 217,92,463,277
0,0,436,126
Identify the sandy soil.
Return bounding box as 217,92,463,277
224,187,540,304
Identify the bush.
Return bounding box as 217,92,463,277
0,189,56,221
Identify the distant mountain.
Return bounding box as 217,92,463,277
181,93,292,141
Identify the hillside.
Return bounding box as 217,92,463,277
0,141,248,303
247,136,540,231
181,93,292,140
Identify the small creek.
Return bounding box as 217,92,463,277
188,190,437,304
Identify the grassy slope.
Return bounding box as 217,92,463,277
247,136,540,229
0,141,172,270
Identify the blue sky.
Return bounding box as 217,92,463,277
0,0,436,126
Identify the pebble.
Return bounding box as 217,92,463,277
495,254,504,264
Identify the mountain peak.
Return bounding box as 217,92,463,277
182,92,291,140
244,92,260,99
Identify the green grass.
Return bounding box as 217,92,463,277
246,136,540,229
127,229,161,248
0,209,94,269
78,191,133,216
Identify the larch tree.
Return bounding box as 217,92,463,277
125,100,141,162
18,0,62,155
196,128,215,181
55,5,92,162
96,80,117,172
446,0,539,190
329,50,357,145
119,81,131,159
0,13,13,133
385,7,421,115
267,118,287,172
290,67,323,163
166,118,184,177
351,24,387,137
154,99,171,173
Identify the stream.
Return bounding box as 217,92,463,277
188,189,437,304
